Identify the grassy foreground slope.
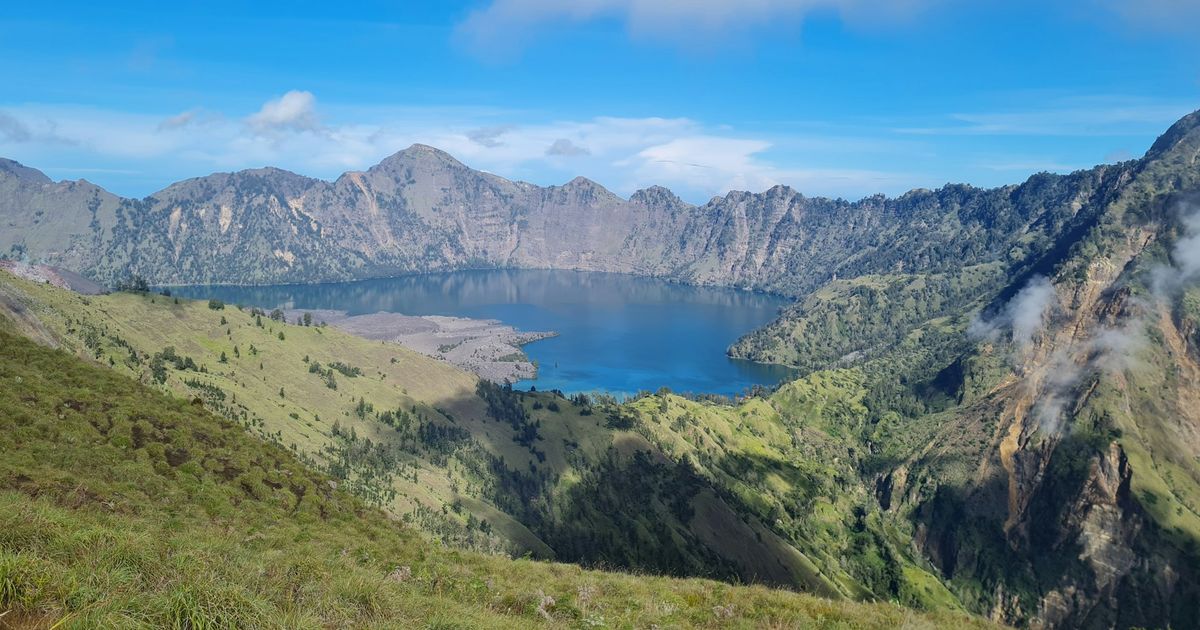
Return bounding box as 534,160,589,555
0,325,1001,629
0,272,917,602
0,271,978,610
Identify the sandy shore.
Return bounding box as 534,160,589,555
283,309,555,383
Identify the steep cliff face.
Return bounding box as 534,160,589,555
882,112,1200,628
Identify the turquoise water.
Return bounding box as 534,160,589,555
171,270,795,396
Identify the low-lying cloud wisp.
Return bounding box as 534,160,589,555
969,275,1059,351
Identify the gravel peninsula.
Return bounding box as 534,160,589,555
284,308,555,383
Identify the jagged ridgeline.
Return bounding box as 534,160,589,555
0,133,1156,293
1,109,1199,628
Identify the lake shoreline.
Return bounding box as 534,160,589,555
174,269,792,395
283,308,556,384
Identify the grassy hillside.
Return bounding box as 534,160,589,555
0,326,1006,629
0,271,984,614
0,275,888,597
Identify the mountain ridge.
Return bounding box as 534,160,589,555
2,114,1166,291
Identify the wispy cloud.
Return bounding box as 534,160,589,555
0,112,32,143
624,135,908,199
157,109,202,131
2,91,1184,204
1151,203,1200,296
456,0,939,57
0,110,76,146
896,98,1195,138
969,275,1060,351
454,0,1200,59
1096,0,1200,34
975,159,1086,173
467,125,514,148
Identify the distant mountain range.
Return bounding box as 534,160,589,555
0,136,1140,296
0,113,1180,375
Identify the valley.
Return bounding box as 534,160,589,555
3,110,1200,629
7,3,1200,627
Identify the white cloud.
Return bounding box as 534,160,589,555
629,136,775,192
1151,203,1200,296
625,135,911,200
246,90,321,133
546,138,590,157
1008,276,1058,350
457,0,937,55
968,275,1059,351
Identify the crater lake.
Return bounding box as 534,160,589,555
171,269,795,396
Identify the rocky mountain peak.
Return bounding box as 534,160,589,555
0,158,52,185
562,175,603,189
764,184,799,200
630,185,689,209
552,176,619,203
1144,108,1200,161
372,144,465,173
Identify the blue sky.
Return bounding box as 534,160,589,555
1,0,1198,203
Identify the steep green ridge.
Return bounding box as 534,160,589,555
725,111,1200,627
0,327,1004,629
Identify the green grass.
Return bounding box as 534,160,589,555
0,275,910,599
0,327,1002,629
0,275,532,545
622,384,962,612
0,272,996,620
